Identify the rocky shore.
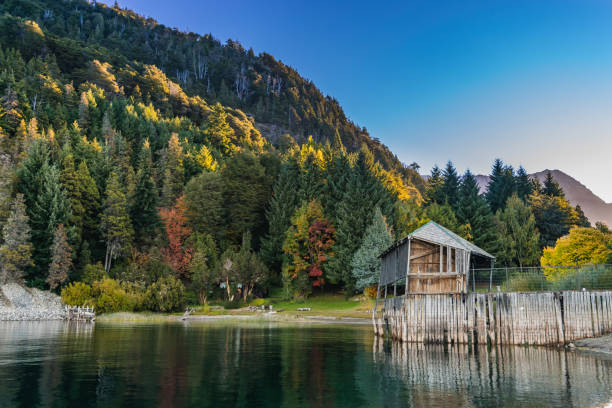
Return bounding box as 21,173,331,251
0,283,66,321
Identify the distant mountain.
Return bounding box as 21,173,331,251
474,170,612,227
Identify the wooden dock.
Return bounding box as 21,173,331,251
65,306,96,322
373,291,612,345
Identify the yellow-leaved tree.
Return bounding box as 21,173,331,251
541,227,612,280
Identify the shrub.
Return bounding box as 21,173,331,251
222,298,242,309
144,276,186,312
549,265,612,291
91,278,137,314
61,282,93,306
505,273,546,292
250,298,265,307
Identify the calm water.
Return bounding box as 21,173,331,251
0,320,611,408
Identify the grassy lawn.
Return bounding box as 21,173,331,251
261,290,374,319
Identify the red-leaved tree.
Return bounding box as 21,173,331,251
307,220,335,287
159,196,192,278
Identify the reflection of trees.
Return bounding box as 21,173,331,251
372,337,612,407
1,322,611,408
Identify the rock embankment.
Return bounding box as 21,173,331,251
0,283,66,320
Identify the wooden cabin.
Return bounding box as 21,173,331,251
378,221,494,295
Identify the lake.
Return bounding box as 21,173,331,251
0,320,610,407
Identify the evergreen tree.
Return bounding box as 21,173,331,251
441,161,460,210
350,207,393,292
542,171,565,198
0,194,33,284
424,202,470,239
17,140,71,284
529,191,577,248
425,165,445,204
260,161,300,272
161,133,185,207
486,159,516,213
515,166,533,200
328,149,393,291
494,194,540,267
131,141,160,244
456,170,497,251
60,152,84,240
101,171,133,273
47,224,72,290
574,205,591,228
75,161,100,252
321,152,351,221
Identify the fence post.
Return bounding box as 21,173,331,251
472,268,476,292
489,260,494,292
505,268,508,291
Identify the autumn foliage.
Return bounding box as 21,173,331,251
160,196,193,278
282,200,335,297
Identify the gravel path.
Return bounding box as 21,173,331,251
0,283,66,320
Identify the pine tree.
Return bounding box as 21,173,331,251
425,165,445,204
515,166,533,200
494,194,540,267
456,170,497,251
321,152,351,222
101,171,133,273
76,161,100,251
350,207,393,292
47,224,72,290
529,191,577,249
486,159,516,213
328,150,393,291
0,194,33,284
441,161,460,210
131,141,160,244
260,161,300,272
542,171,565,198
17,140,71,284
574,204,591,228
184,171,224,240
60,152,85,240
161,133,185,207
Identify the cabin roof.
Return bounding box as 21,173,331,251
380,220,495,259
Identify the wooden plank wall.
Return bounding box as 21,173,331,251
376,291,612,345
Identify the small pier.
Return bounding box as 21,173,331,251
65,306,96,322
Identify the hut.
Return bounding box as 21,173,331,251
377,221,495,295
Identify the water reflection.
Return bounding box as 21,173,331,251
0,321,610,408
372,337,612,407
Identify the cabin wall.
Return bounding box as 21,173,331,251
407,240,466,294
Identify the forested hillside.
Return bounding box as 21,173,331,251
0,0,607,312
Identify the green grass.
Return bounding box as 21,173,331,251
264,292,374,318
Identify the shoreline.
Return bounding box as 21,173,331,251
95,311,372,325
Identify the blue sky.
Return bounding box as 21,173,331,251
102,0,612,202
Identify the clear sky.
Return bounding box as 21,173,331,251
101,0,612,202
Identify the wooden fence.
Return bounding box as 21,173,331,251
373,291,612,345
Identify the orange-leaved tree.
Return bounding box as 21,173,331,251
160,196,192,278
